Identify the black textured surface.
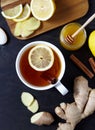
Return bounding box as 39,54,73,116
0,1,95,130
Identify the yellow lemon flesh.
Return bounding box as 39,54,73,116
1,4,23,19
28,44,54,71
88,31,95,57
13,4,31,22
30,0,56,21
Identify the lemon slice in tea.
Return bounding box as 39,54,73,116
1,4,23,19
28,44,54,71
30,0,56,21
13,4,31,22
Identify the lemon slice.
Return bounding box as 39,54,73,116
30,0,56,21
13,4,31,22
88,31,95,56
28,44,54,71
1,4,23,19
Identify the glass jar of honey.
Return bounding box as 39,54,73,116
60,22,87,51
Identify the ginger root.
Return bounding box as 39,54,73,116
21,92,39,113
55,76,95,130
30,112,54,126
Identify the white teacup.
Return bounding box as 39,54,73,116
15,41,68,95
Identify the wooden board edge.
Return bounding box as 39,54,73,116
1,0,89,40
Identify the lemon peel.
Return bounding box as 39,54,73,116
13,4,31,22
30,0,56,21
1,4,23,19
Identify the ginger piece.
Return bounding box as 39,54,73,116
64,102,81,127
14,22,21,37
14,17,41,38
83,89,95,118
57,123,74,130
14,21,34,38
56,102,81,128
21,92,39,113
27,99,39,113
55,76,95,130
21,29,34,38
74,76,91,112
60,102,67,110
30,112,54,126
55,106,66,120
21,92,34,107
22,17,41,31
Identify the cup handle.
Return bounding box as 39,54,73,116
55,82,68,95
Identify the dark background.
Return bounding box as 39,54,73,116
0,0,95,130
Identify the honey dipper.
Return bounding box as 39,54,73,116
65,13,95,44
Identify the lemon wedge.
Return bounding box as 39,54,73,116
13,4,31,22
1,4,23,19
28,44,54,71
30,0,56,21
88,31,95,57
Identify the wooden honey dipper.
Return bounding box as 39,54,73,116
65,13,95,44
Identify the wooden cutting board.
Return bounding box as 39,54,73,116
1,0,89,40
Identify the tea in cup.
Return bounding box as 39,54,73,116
15,41,68,95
